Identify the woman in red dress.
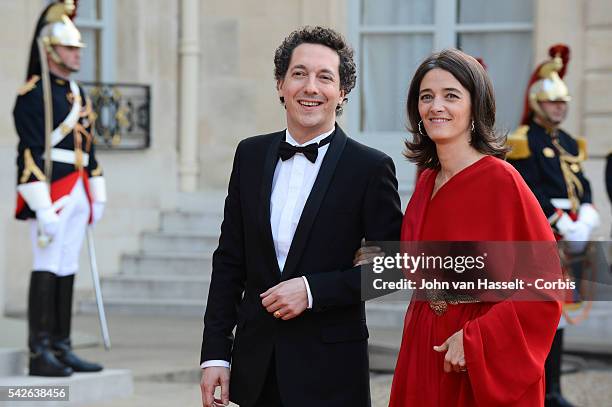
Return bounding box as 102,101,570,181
387,49,562,406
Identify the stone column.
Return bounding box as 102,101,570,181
178,0,200,192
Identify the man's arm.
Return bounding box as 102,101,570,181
200,142,248,407
200,141,246,364
305,155,402,310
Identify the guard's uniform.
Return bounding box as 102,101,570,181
15,1,105,377
15,73,105,276
507,44,599,407
507,122,591,221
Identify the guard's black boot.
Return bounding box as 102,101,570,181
28,271,73,377
52,275,103,372
545,393,575,407
545,329,574,407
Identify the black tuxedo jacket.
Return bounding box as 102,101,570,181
201,126,402,407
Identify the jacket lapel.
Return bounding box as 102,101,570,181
281,125,348,280
258,131,284,276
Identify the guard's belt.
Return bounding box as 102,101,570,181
551,198,572,210
45,148,89,167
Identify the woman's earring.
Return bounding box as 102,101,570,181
418,120,427,136
471,120,475,133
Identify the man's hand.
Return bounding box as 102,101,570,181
433,329,466,373
261,277,308,320
353,244,385,266
200,367,230,407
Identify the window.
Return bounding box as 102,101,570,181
47,0,116,82
348,0,533,136
456,0,533,132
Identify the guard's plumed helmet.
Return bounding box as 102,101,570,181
26,0,84,79
520,44,571,125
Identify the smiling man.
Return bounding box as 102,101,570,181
199,27,402,407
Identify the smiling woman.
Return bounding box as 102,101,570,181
388,48,563,407
404,48,508,171
418,69,472,146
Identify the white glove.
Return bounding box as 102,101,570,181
578,203,600,229
35,207,60,237
92,202,105,225
554,212,576,236
564,220,591,254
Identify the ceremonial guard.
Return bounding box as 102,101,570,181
507,44,600,407
14,1,106,377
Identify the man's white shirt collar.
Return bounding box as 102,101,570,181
284,126,335,147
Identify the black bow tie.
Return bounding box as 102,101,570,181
278,133,334,163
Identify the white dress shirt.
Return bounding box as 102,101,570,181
202,127,335,369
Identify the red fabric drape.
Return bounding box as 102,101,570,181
389,156,561,406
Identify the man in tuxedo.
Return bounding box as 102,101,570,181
200,26,402,407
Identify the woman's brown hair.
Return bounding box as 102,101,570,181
404,48,509,169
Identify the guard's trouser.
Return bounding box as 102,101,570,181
29,178,90,277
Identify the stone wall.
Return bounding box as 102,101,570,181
196,0,347,189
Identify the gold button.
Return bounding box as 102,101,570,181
543,147,556,158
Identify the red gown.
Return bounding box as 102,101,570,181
388,156,561,406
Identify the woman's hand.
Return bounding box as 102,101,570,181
353,240,385,266
433,329,466,373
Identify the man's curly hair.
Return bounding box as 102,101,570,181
274,26,357,115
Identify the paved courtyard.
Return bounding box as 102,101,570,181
62,314,612,407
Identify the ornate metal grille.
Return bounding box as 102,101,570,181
82,82,150,150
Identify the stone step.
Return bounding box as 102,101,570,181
177,190,226,213
79,298,206,317
101,275,210,300
141,232,218,254
0,369,132,406
0,348,26,377
121,252,213,276
160,211,223,233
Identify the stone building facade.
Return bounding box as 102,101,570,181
1,0,610,312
